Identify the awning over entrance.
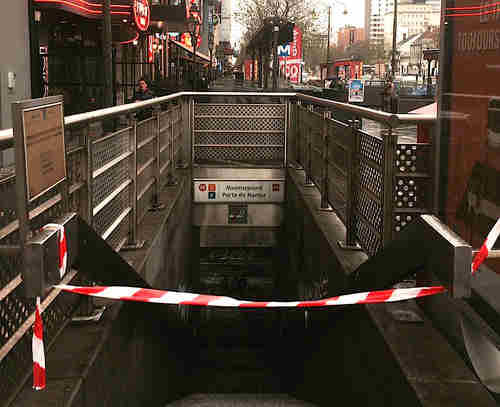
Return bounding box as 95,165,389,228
170,39,210,63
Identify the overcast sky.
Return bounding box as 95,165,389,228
231,0,366,46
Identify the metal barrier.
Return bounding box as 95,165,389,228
0,94,188,405
0,90,436,404
290,93,436,256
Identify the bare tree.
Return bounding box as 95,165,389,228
235,0,321,44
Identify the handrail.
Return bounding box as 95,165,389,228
0,91,437,151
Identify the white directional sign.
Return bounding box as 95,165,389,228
194,181,285,203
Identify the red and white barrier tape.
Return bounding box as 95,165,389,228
55,284,446,308
43,224,67,278
32,297,46,391
472,218,500,274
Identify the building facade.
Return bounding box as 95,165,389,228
384,1,440,48
337,26,365,50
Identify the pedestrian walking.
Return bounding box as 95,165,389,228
133,77,154,121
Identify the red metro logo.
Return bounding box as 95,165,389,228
133,0,150,31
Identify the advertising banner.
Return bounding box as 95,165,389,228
348,79,364,103
279,26,302,83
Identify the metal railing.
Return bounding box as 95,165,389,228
0,93,189,405
289,93,436,256
0,90,436,404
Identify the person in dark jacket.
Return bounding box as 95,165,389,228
133,77,154,121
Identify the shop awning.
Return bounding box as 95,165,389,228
170,39,210,62
409,102,437,115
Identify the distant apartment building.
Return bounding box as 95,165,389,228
219,0,232,43
337,26,365,50
383,1,440,48
365,0,391,48
365,0,441,49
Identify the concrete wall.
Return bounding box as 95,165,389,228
0,1,32,166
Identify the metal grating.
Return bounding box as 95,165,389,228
92,159,130,208
359,131,384,166
354,213,382,256
358,159,383,197
105,212,130,251
93,184,130,237
193,103,286,165
195,104,285,117
92,128,130,171
195,133,284,146
194,146,284,163
137,117,156,145
354,188,383,233
195,117,284,132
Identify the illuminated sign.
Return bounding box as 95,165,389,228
33,0,131,17
193,181,285,203
133,0,150,31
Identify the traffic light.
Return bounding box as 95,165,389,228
279,22,294,44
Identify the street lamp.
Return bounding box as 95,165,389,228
187,2,201,90
272,17,280,89
208,31,214,85
325,1,347,86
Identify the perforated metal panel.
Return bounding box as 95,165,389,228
359,131,384,166
353,130,385,255
193,103,286,165
393,143,433,236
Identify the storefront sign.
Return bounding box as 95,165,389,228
133,0,150,31
22,102,66,201
194,181,285,203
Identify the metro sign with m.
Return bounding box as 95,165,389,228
278,45,290,57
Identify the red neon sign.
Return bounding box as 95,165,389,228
33,0,131,16
133,0,150,31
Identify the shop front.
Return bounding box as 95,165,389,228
31,0,174,114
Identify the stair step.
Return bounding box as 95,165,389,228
165,393,317,407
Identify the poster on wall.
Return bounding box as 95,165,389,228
348,79,364,103
443,0,500,272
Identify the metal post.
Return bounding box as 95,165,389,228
193,38,197,90
382,125,397,247
304,105,315,187
103,0,113,109
295,100,303,169
391,0,398,79
320,111,333,211
122,116,145,250
338,119,361,250
272,20,279,90
325,6,331,87
85,125,94,225
151,107,165,210
167,109,178,185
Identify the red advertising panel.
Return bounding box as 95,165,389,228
279,26,302,83
244,59,253,80
442,0,500,271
